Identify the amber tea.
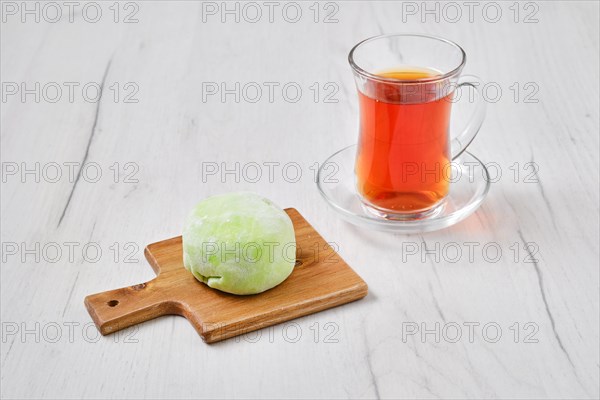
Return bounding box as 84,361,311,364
355,68,453,214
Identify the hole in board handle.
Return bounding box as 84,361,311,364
107,300,119,307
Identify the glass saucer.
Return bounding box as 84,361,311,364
316,145,490,233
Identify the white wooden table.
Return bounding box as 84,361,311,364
1,1,598,398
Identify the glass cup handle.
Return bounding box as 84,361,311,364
450,75,487,160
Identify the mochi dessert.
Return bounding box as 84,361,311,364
182,192,296,295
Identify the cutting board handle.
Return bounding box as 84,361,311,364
84,279,179,335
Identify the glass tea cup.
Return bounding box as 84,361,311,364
349,34,486,220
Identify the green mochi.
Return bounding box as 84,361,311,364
182,192,296,295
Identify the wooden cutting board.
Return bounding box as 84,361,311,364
84,208,368,343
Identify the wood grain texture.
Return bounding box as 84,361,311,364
1,1,598,399
84,208,367,343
